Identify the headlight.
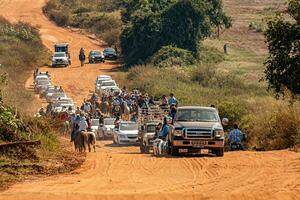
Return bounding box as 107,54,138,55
215,130,224,138
92,56,95,59
119,134,126,138
174,130,183,136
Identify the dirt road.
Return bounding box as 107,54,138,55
0,0,299,200
0,0,118,105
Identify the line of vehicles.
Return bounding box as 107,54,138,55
34,72,76,113
51,43,117,67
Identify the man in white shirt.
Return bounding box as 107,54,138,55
79,117,88,132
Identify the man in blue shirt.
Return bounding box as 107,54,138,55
168,93,177,107
228,124,246,150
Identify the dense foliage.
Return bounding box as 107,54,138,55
0,17,49,112
150,45,196,67
264,0,300,97
121,0,231,66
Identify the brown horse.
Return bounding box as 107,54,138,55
86,131,96,152
74,131,88,152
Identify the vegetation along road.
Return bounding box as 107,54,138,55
0,0,299,200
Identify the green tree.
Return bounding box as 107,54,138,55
264,0,300,97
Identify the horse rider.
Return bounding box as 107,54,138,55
79,48,86,67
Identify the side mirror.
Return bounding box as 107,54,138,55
222,118,229,126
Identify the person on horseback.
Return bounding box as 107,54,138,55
79,48,86,67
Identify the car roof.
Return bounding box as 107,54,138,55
104,48,115,51
54,52,66,54
119,121,137,124
55,43,68,47
102,80,116,83
90,50,101,53
177,106,217,111
97,75,111,78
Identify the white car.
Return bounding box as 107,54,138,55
42,85,61,98
47,92,66,102
52,52,69,67
113,121,139,145
97,80,120,94
52,97,74,108
95,75,112,93
35,74,50,85
90,119,100,133
98,118,115,139
35,79,51,94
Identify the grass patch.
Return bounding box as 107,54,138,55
43,0,122,47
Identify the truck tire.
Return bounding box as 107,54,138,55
213,148,224,157
170,146,179,156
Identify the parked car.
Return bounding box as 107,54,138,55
41,85,60,98
47,92,66,103
97,80,118,94
98,117,115,139
34,74,50,85
95,75,112,93
52,52,70,67
52,97,74,108
54,43,71,63
89,50,105,63
35,79,51,94
103,48,117,60
113,121,139,145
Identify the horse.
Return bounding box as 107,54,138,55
63,120,71,136
86,131,96,152
74,131,88,152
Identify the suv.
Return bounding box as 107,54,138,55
52,52,70,67
53,43,71,66
103,48,117,60
139,122,158,153
89,50,105,63
168,106,226,156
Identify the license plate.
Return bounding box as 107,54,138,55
192,141,206,148
179,149,188,153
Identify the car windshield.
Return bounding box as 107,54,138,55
104,119,115,125
120,123,138,131
54,53,65,57
38,80,50,85
92,119,100,126
104,48,116,53
91,51,101,55
175,108,219,122
146,124,156,133
101,82,116,87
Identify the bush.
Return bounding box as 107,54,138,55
246,105,300,150
150,45,197,67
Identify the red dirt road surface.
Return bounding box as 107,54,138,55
0,0,299,200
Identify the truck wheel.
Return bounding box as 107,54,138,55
213,148,224,157
140,145,145,153
144,146,150,154
170,146,179,156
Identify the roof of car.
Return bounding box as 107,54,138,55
104,48,115,51
97,75,111,78
55,43,69,47
177,106,217,111
119,121,137,124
